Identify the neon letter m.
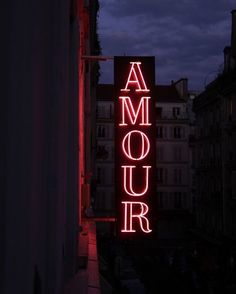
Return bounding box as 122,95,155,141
119,96,151,126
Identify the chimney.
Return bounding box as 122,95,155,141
174,78,188,100
223,46,231,73
231,10,236,59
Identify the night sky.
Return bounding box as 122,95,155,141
98,0,235,90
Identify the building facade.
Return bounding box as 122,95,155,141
2,1,100,294
95,79,195,243
95,85,115,214
155,79,194,242
193,9,236,262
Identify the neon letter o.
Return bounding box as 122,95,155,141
122,130,150,160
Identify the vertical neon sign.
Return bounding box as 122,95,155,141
114,57,156,237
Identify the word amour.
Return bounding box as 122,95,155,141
119,62,152,233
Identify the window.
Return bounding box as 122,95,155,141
182,192,187,208
97,167,105,184
164,169,168,183
229,96,233,116
111,146,114,160
163,127,167,138
174,127,181,138
173,168,182,184
173,146,182,161
97,145,108,159
157,168,168,183
110,191,115,209
174,192,182,209
157,192,163,209
97,105,105,118
96,190,106,210
172,126,185,139
157,146,164,161
97,125,106,138
97,104,113,119
109,104,114,118
173,107,180,117
97,167,101,184
157,168,163,183
156,107,162,119
232,170,236,199
111,168,115,184
157,126,163,138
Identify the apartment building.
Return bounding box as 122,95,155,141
95,79,194,243
193,10,236,263
95,84,115,214
155,80,193,242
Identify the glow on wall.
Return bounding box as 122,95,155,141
114,57,156,237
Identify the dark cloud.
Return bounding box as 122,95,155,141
98,0,235,90
101,0,233,25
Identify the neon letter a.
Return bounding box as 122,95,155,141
121,62,149,92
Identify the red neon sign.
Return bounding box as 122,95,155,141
121,202,152,233
114,57,156,237
122,130,150,160
122,165,151,196
119,96,151,126
121,62,150,92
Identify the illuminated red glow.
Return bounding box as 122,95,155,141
118,60,153,234
121,62,150,92
122,130,150,160
119,96,151,126
122,165,151,196
121,202,152,233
